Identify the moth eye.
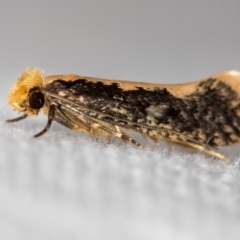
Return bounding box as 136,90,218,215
29,91,44,110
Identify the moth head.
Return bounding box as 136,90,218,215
8,68,45,116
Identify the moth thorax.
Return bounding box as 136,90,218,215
28,87,45,110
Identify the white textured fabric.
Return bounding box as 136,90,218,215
1,0,240,239
1,104,240,240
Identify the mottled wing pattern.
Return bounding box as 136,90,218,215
48,96,143,146
43,72,240,151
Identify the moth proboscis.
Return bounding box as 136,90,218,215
6,68,240,160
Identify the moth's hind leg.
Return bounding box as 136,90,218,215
183,141,228,161
114,126,146,149
90,121,146,149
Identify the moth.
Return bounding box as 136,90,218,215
6,68,240,160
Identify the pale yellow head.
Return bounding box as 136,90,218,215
8,68,45,116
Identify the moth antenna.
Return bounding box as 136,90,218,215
6,114,28,123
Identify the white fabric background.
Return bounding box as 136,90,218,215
1,1,240,239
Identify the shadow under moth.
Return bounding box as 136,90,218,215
6,68,240,160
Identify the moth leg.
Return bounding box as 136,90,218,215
183,141,228,161
59,104,145,148
113,126,148,147
114,126,129,142
59,105,119,139
112,126,130,144
55,106,91,133
34,104,55,138
90,120,145,149
6,114,28,123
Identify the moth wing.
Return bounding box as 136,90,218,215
49,99,119,139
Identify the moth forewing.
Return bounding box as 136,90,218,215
43,91,146,148
7,68,240,160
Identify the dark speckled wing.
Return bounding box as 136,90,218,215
43,74,240,148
